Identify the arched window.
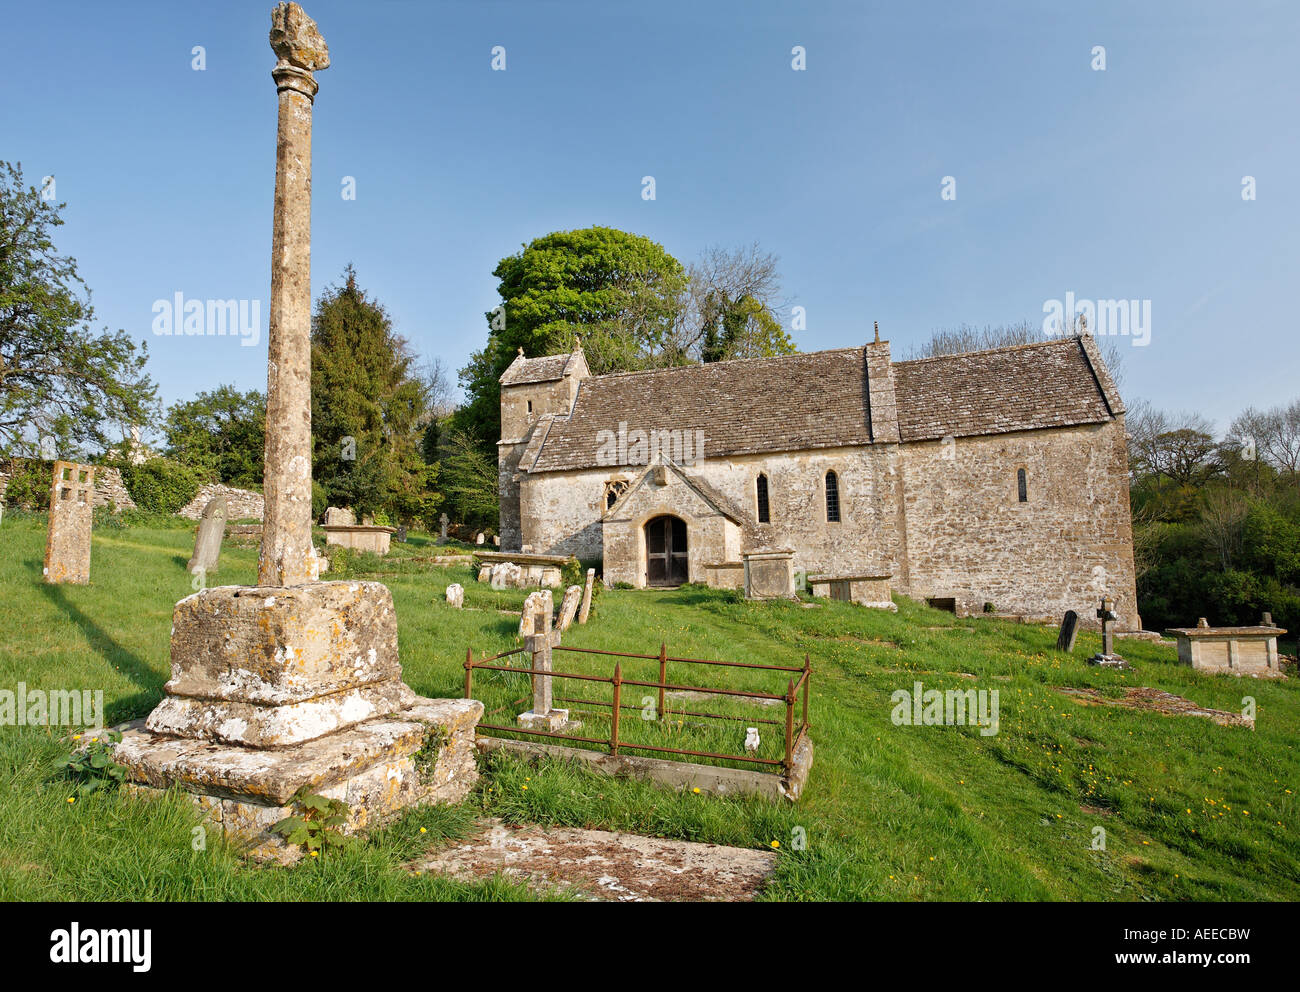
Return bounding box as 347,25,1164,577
756,474,770,523
1017,468,1028,503
825,471,841,522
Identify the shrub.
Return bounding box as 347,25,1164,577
119,458,201,515
1,458,53,510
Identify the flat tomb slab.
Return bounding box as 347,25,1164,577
117,697,483,805
410,818,777,902
1055,687,1253,728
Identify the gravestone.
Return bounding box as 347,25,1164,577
578,568,595,624
476,532,486,546
556,584,582,632
438,512,449,544
1055,610,1079,653
324,506,355,526
516,591,577,732
1086,596,1130,669
519,589,551,638
44,461,95,585
493,534,500,547
187,496,228,577
395,525,407,543
445,583,463,609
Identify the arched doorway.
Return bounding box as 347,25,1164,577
645,515,688,586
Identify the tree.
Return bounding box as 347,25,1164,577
671,243,793,364
0,161,158,458
452,227,688,445
310,267,440,527
439,429,499,529
163,385,265,486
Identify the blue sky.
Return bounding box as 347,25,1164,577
2,0,1296,439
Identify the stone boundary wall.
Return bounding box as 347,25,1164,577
179,483,265,521
0,465,138,511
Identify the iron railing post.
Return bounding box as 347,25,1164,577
611,662,622,755
658,642,667,720
784,678,795,776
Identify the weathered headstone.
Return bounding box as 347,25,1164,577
556,584,582,632
44,461,95,585
445,583,464,608
489,561,523,589
324,505,355,526
493,534,500,547
1055,610,1079,653
578,568,595,624
438,512,449,544
395,525,407,543
476,532,486,546
518,589,552,638
187,496,228,577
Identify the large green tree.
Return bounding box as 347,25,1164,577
452,226,688,445
310,267,440,527
0,161,157,458
163,385,265,486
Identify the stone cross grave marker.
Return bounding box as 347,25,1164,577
44,461,95,584
516,590,577,731
438,512,449,543
578,567,596,624
1087,596,1130,668
187,496,228,578
1055,609,1079,653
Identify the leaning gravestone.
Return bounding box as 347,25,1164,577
557,584,582,632
187,496,228,577
578,568,595,624
1056,610,1080,653
44,461,95,585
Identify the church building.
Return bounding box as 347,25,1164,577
497,331,1139,628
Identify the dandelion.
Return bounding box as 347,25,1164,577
521,785,528,791
310,851,318,858
770,840,780,849
66,797,75,804
692,787,700,794
419,827,427,834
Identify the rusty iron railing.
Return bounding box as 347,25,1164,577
464,642,811,776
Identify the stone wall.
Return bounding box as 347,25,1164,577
179,483,265,521
0,465,137,511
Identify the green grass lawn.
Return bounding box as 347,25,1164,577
1,512,1297,901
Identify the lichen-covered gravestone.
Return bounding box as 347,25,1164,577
44,461,95,585
186,496,227,577
556,584,582,632
445,583,464,608
110,3,481,863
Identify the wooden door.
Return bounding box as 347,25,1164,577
646,516,688,586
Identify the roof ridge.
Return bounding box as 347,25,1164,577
584,346,866,383
893,336,1078,366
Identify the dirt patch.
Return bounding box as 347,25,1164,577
408,818,777,902
1055,686,1252,728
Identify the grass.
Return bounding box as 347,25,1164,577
1,512,1297,901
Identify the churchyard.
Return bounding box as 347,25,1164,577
1,510,1297,901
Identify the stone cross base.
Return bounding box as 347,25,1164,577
517,707,580,733
116,696,482,863
112,579,483,860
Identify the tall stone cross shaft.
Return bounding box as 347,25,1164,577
259,2,329,586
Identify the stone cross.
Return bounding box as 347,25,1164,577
1096,597,1116,657
258,1,329,587
517,594,564,728
439,512,449,540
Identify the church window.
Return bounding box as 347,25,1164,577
1017,468,1028,503
756,474,770,523
825,471,841,522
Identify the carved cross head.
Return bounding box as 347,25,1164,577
270,2,330,72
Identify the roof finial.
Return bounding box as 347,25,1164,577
573,334,582,350
873,321,880,344
517,346,524,357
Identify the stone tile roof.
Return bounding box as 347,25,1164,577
500,350,579,387
530,348,873,473
892,337,1114,442
525,336,1117,472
